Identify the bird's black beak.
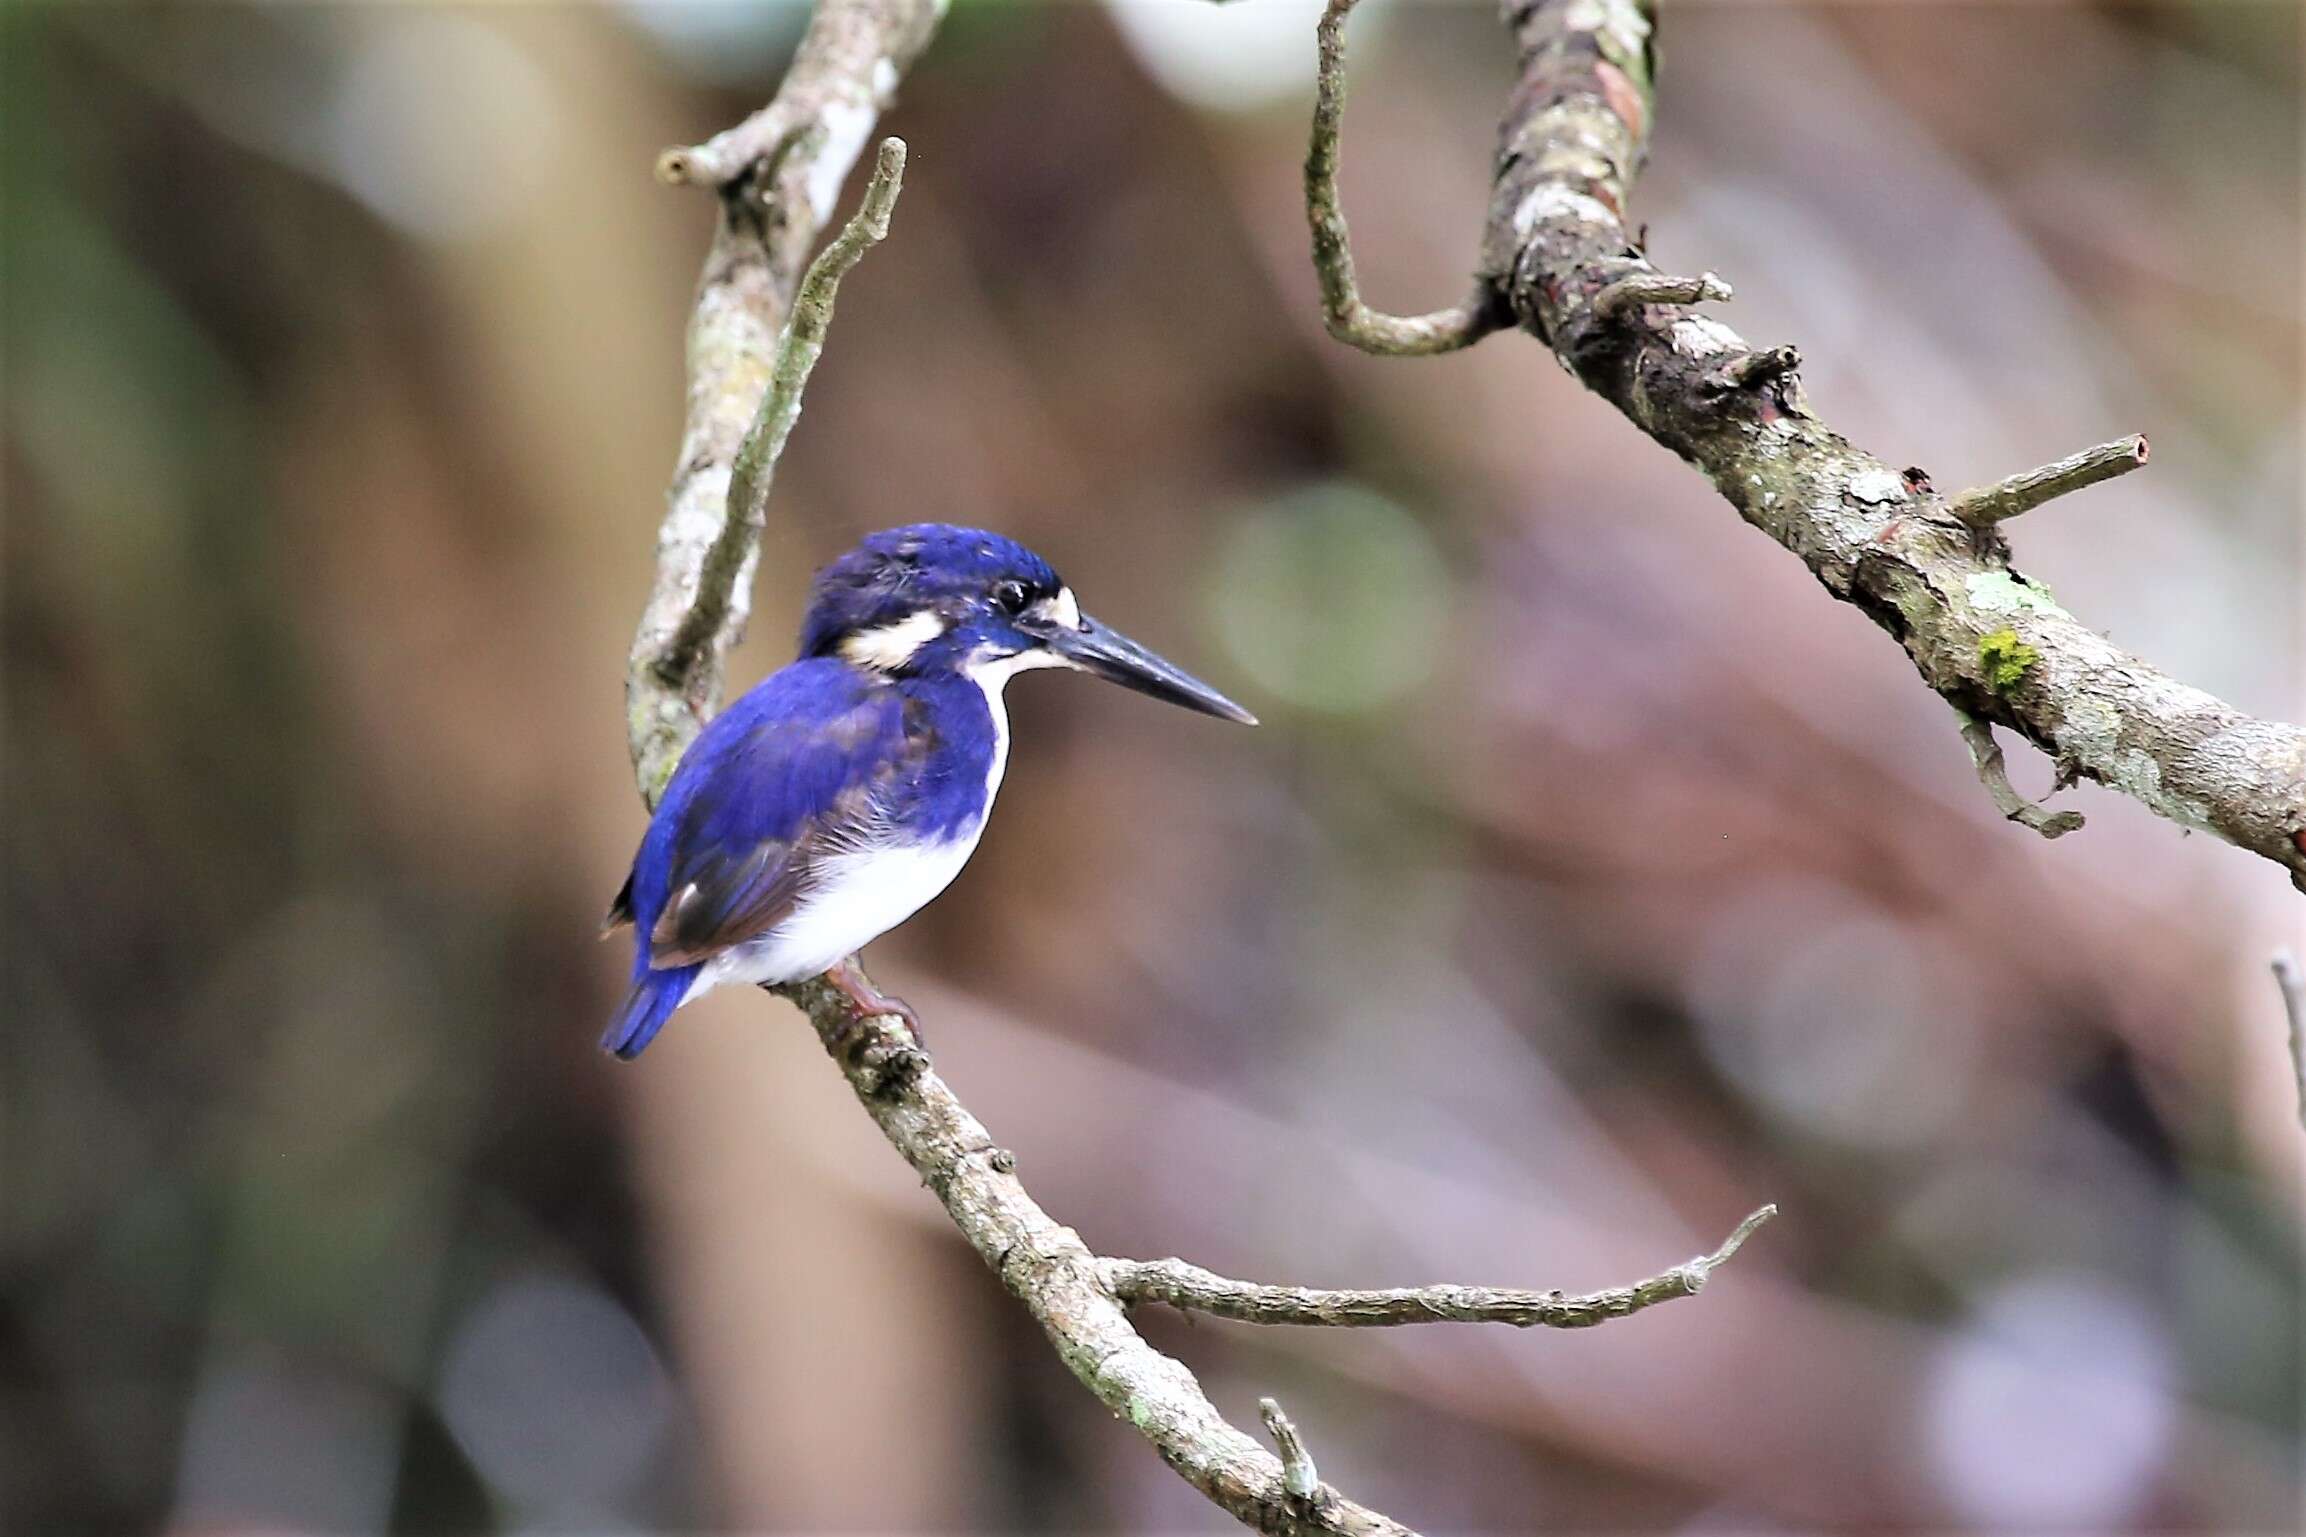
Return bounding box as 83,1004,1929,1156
1039,615,1258,725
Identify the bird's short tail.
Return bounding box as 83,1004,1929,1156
602,965,701,1060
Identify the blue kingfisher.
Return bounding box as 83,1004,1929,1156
603,523,1256,1058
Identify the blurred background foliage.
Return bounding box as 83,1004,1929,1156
3,1,2300,1532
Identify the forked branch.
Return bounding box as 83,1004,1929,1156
627,0,944,800
655,136,910,759
765,978,1772,1537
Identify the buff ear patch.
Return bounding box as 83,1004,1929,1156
841,609,947,670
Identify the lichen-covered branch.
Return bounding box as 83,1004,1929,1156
628,0,945,801
1949,436,2150,527
1306,0,1497,356
1103,1205,1774,1328
1310,0,2306,886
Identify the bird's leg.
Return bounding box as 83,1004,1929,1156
825,956,925,1046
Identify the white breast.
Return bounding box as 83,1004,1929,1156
732,834,987,987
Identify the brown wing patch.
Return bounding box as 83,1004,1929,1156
647,841,813,968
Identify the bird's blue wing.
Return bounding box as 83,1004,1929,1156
617,659,914,971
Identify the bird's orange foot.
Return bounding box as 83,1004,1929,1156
825,958,924,1046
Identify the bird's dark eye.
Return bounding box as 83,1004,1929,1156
992,580,1030,616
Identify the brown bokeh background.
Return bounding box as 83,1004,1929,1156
5,1,2300,1532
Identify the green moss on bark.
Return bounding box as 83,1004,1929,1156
1978,629,2039,692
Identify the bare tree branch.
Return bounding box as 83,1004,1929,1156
623,8,1777,1533
773,979,1428,1537
2272,950,2306,1130
1303,0,2306,886
628,0,945,801
1949,436,2150,527
1307,0,1497,356
1104,1204,1775,1327
760,979,1768,1537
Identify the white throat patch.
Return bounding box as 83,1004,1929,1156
840,609,946,671
966,648,1073,688
956,647,1068,848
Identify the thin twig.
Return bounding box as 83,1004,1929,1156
1949,436,2150,526
1960,716,2085,839
1260,1398,1324,1503
1593,269,1732,320
2272,951,2306,1130
1306,0,1496,356
658,138,908,701
1102,1205,1776,1328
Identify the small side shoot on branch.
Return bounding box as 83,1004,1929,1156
1959,715,2085,840
1949,435,2151,527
